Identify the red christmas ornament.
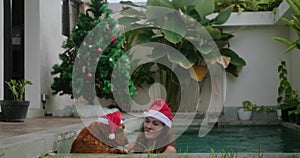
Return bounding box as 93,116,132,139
112,35,117,44
121,45,125,49
97,47,103,53
110,89,113,94
123,40,127,45
87,73,93,78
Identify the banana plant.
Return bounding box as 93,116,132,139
273,0,300,53
215,0,282,12
119,0,246,111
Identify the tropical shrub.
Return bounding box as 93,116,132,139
119,0,246,111
273,0,300,53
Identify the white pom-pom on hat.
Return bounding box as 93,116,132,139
109,133,115,140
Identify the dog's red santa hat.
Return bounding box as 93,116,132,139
143,99,173,128
96,109,123,140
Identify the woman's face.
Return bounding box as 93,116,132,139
143,117,164,140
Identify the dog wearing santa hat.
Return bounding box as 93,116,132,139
70,109,128,153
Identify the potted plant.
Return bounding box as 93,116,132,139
289,105,300,125
277,61,300,122
238,100,256,120
238,100,266,120
0,79,32,122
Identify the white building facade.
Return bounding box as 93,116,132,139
0,0,299,119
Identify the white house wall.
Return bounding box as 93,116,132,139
223,25,289,120
0,1,297,118
39,0,74,115
24,0,74,117
224,25,289,107
24,0,43,117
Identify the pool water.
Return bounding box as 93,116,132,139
175,125,300,153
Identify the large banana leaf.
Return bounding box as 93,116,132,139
162,12,186,44
195,0,215,19
146,0,174,8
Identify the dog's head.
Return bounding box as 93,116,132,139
88,122,129,147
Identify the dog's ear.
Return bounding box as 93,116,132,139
88,122,128,147
88,122,110,142
113,126,129,146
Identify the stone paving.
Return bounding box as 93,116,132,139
0,117,82,139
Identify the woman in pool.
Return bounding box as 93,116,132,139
127,99,176,153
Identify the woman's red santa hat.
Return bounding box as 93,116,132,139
143,99,173,128
96,109,123,140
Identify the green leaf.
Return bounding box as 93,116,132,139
120,1,144,8
278,86,284,95
205,26,221,40
220,33,234,40
145,6,174,25
286,0,300,15
281,17,295,29
151,34,164,39
279,72,285,79
273,37,294,46
199,45,213,55
167,51,184,64
162,13,186,44
147,48,167,60
211,6,232,25
225,64,239,77
179,59,193,69
137,34,152,44
221,48,246,66
172,0,186,10
277,96,283,103
146,0,173,8
284,43,298,54
120,8,146,17
278,64,283,72
194,0,215,19
118,17,141,25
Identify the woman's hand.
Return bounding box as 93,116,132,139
162,145,176,153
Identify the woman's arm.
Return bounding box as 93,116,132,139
127,141,136,153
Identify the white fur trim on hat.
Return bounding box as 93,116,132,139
143,109,172,128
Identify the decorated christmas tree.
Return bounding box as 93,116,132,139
51,0,136,109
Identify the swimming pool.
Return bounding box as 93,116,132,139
175,125,300,153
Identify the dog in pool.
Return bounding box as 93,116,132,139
70,109,128,154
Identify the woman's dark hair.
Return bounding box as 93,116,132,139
132,120,175,153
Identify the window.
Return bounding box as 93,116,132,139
62,0,83,36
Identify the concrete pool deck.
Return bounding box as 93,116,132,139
1,115,300,158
